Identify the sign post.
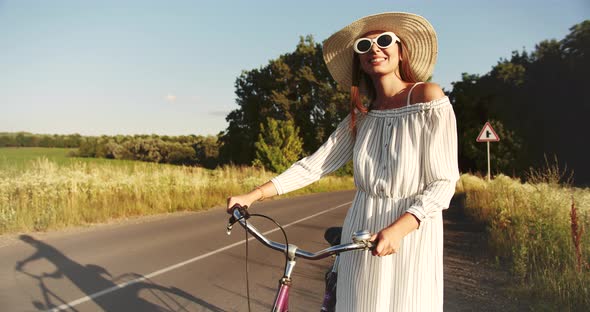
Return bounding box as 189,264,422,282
476,122,500,180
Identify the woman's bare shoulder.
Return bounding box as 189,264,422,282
413,82,446,104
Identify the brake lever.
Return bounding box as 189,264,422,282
226,204,249,235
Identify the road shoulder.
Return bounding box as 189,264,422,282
443,194,531,311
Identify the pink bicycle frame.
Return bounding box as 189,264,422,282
272,280,290,312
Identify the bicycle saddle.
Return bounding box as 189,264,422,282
324,227,343,246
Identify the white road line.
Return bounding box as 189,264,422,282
46,201,352,312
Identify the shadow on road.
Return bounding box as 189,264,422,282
15,234,224,312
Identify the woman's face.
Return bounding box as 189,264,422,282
357,30,402,78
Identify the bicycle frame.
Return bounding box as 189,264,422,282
227,207,373,311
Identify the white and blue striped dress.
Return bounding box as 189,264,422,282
271,95,460,311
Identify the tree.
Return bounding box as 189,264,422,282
193,135,221,169
166,143,197,165
253,118,303,173
450,20,590,184
220,35,349,165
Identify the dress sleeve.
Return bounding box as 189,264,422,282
405,103,460,225
271,114,354,195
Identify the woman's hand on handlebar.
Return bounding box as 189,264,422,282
369,226,403,257
369,212,420,256
226,193,256,214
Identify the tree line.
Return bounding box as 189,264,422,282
0,132,220,168
73,134,221,167
449,20,589,184
0,132,83,148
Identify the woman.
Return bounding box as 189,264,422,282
227,12,459,311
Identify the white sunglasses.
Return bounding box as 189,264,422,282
353,32,400,54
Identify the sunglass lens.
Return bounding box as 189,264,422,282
356,39,372,53
377,34,393,48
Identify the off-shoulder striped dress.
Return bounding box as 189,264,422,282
271,95,460,311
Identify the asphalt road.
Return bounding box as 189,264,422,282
0,190,356,312
0,190,525,312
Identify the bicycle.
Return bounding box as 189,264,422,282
226,205,374,312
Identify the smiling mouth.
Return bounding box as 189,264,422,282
369,57,387,64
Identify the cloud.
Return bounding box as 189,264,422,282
165,94,177,103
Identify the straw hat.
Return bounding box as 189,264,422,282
323,12,438,88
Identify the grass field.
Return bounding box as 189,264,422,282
458,173,590,310
0,148,354,235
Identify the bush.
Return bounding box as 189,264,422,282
253,118,303,172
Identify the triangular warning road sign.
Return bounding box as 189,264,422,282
476,122,500,142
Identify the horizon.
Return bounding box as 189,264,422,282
0,130,220,137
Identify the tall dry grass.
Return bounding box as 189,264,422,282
0,157,353,234
457,173,590,310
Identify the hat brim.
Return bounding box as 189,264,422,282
323,12,438,89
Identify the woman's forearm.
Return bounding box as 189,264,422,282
227,181,278,211
388,212,420,236
249,181,278,202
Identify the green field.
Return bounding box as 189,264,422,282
0,147,139,172
0,147,73,165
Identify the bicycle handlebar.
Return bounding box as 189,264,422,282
227,205,374,260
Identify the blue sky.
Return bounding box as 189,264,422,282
0,0,588,136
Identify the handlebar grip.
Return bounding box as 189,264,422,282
228,204,250,224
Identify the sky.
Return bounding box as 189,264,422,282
0,0,588,136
